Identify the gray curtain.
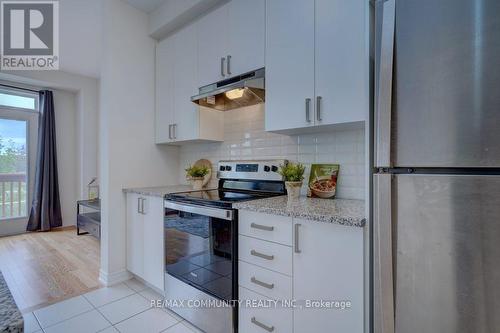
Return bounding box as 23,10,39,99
27,90,62,231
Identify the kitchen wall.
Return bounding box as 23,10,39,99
99,0,179,286
179,104,365,200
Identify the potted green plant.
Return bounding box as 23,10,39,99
185,165,210,190
278,162,306,199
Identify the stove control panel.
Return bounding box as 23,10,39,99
217,160,286,181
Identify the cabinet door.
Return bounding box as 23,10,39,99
315,0,367,125
126,194,144,277
226,0,265,77
197,4,228,87
173,23,200,142
142,197,165,291
155,37,175,143
265,0,315,132
293,219,364,333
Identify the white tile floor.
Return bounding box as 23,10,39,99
24,279,203,333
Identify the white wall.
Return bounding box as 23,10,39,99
53,90,78,226
179,104,365,200
99,0,179,285
59,0,103,78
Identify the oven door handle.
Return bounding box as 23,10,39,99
164,201,234,220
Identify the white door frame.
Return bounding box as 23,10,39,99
0,107,38,236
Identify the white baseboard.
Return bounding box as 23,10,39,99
99,268,131,286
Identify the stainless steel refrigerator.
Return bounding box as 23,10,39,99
373,1,500,333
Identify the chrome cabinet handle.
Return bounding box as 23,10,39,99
172,124,177,139
316,96,322,121
251,223,274,232
168,124,172,139
221,57,226,77
250,250,274,261
137,197,145,214
305,98,311,123
294,223,301,253
226,55,231,75
375,0,395,168
251,317,274,332
251,276,274,290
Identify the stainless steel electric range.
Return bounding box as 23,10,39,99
163,160,286,333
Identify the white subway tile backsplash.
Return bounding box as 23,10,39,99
179,104,365,200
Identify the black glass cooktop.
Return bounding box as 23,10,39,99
165,189,281,208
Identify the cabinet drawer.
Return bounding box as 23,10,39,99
239,260,292,301
239,235,292,276
239,286,292,333
239,210,292,246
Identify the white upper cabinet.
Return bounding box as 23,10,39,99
155,37,175,144
265,0,368,133
156,25,223,144
314,0,366,126
265,0,315,132
197,0,265,87
172,24,201,142
197,4,229,87
226,0,266,77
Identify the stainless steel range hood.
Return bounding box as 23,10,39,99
191,68,264,111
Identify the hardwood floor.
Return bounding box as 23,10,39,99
0,226,101,313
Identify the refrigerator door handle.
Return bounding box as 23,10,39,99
375,0,396,168
373,174,395,333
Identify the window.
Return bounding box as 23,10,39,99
0,87,38,235
0,118,28,219
0,88,38,111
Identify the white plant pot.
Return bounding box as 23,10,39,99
190,177,205,190
285,181,303,200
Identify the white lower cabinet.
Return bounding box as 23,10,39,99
238,211,364,333
239,260,292,301
239,235,293,276
293,219,364,333
238,210,293,246
239,286,293,333
126,193,144,277
126,193,164,291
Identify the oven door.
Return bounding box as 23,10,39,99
164,201,236,301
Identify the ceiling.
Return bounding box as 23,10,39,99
123,0,168,13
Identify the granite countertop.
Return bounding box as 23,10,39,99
0,271,23,332
234,196,366,227
123,185,192,197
